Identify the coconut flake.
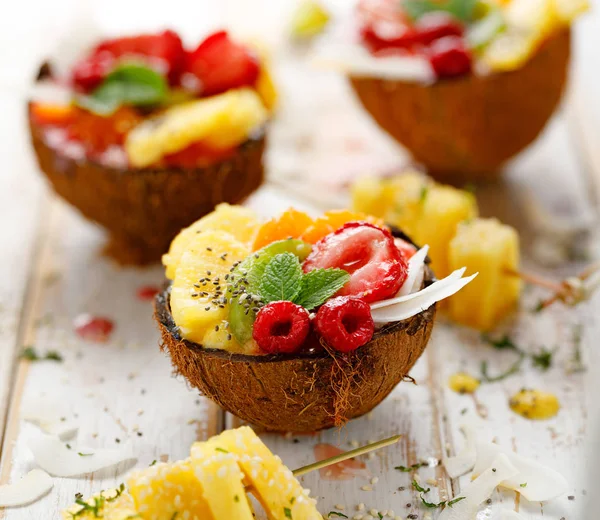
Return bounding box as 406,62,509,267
398,246,429,296
473,442,569,501
499,511,526,520
29,434,136,477
22,401,78,440
439,454,519,520
0,469,53,507
443,424,477,479
371,271,478,323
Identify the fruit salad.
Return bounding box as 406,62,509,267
352,171,521,330
320,0,587,80
62,426,322,520
163,203,475,354
30,29,276,169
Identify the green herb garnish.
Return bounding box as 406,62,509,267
448,496,466,507
531,347,554,370
395,462,427,472
284,507,293,519
327,513,348,518
215,447,229,453
412,480,430,493
78,452,94,457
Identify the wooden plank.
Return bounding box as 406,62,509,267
0,94,46,448
0,198,221,520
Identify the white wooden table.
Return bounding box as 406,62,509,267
1,1,599,519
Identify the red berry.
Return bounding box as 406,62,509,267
183,30,260,96
428,36,472,79
71,50,115,92
394,238,417,260
413,12,464,46
252,301,310,354
314,296,374,353
303,222,408,303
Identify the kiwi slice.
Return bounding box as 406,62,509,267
228,239,312,346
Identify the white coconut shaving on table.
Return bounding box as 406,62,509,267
397,245,428,296
22,401,78,440
473,441,569,502
0,469,53,507
443,424,477,479
370,268,478,324
439,453,518,520
28,434,137,477
499,511,526,520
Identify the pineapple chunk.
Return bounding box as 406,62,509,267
448,218,522,330
170,230,250,346
62,488,138,520
125,88,268,168
351,176,396,219
290,0,331,39
191,426,322,520
127,459,212,520
163,203,260,280
193,452,254,519
415,184,478,277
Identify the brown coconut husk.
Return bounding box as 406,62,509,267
155,257,436,433
28,105,266,265
350,29,571,183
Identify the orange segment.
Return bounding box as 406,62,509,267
252,208,314,251
301,209,385,244
30,102,75,126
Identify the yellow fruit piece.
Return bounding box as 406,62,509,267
127,459,212,520
290,0,331,39
448,372,481,394
193,452,254,519
509,388,560,419
62,488,137,520
351,176,395,219
191,426,322,520
163,203,259,280
416,185,478,278
170,230,249,346
448,218,522,331
125,88,268,168
551,0,589,22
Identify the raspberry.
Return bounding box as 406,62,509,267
314,297,374,353
428,36,472,79
303,222,408,303
252,301,310,354
71,50,115,92
183,30,260,96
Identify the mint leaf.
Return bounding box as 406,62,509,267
76,63,168,115
403,0,477,22
259,253,303,303
295,269,350,310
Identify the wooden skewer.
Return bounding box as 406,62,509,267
292,434,402,477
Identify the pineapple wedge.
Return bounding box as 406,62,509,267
193,452,254,519
163,203,260,280
127,459,212,520
448,218,522,330
170,230,249,347
351,175,397,219
415,184,478,277
125,88,268,168
191,426,322,520
62,488,138,520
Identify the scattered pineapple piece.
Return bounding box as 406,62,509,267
448,372,481,394
351,175,396,219
61,488,138,520
125,88,268,168
163,203,260,280
127,459,212,520
290,0,331,39
509,388,560,419
448,218,522,330
170,230,249,346
193,452,254,519
191,426,322,520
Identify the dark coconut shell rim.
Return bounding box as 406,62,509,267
154,227,436,363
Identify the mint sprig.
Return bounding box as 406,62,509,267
76,63,168,115
258,253,349,309
403,0,477,22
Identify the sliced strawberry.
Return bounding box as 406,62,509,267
71,30,185,91
303,222,408,303
394,238,417,260
183,30,260,96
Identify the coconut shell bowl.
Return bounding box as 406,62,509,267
342,0,584,182
28,29,276,265
152,204,476,433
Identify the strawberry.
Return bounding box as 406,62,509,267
182,30,260,96
71,30,185,91
303,222,408,303
394,238,417,260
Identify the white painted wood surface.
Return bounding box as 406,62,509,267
0,1,599,519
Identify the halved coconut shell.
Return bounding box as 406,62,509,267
349,30,571,182
28,105,265,265
155,250,436,433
